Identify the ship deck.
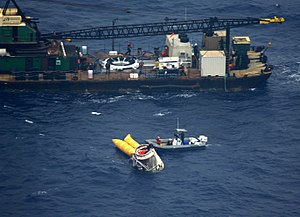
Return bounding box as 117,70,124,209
0,51,268,83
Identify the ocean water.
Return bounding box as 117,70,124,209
1,0,300,216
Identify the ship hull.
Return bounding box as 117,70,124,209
0,72,271,92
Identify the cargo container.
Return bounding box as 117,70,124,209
199,51,226,77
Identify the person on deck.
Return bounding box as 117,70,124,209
125,43,132,56
179,64,186,76
105,59,111,74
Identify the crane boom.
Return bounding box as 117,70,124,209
41,16,284,40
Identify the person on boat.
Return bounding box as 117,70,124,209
180,132,185,143
139,61,144,75
193,43,200,68
147,143,154,150
193,43,199,58
125,42,132,56
156,136,161,145
138,143,154,155
138,148,148,155
105,59,111,74
167,138,172,145
179,64,186,76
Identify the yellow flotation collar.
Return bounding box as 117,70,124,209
124,134,140,149
112,139,135,157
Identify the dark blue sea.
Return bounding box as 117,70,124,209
1,0,300,216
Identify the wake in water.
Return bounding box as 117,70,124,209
153,110,172,117
206,143,222,147
277,63,300,84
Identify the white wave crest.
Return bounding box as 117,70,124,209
91,111,102,116
153,111,171,117
25,119,34,124
108,95,126,103
3,105,13,109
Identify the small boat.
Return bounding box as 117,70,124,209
145,119,208,150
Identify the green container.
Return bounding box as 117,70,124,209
0,56,26,72
18,26,36,42
0,26,37,43
0,27,13,43
55,57,72,71
32,57,42,70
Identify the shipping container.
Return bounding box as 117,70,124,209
199,50,226,77
17,26,35,42
0,26,13,42
0,56,26,72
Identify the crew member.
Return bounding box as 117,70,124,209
125,42,132,56
179,64,186,76
105,59,111,74
139,61,144,74
156,136,161,145
147,143,154,151
193,43,200,68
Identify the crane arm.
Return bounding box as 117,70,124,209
41,16,284,40
259,16,285,24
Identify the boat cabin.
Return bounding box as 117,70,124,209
175,128,187,142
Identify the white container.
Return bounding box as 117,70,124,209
88,70,93,79
0,48,7,56
157,57,180,70
82,46,88,55
129,73,139,79
199,50,226,77
109,51,118,56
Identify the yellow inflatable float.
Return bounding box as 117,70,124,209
112,134,141,157
112,139,135,157
124,134,140,149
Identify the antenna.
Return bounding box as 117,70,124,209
185,8,187,21
177,117,179,129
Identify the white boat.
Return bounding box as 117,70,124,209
145,119,208,150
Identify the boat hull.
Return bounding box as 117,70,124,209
145,139,207,150
0,72,271,91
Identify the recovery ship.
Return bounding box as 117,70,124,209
0,0,284,91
